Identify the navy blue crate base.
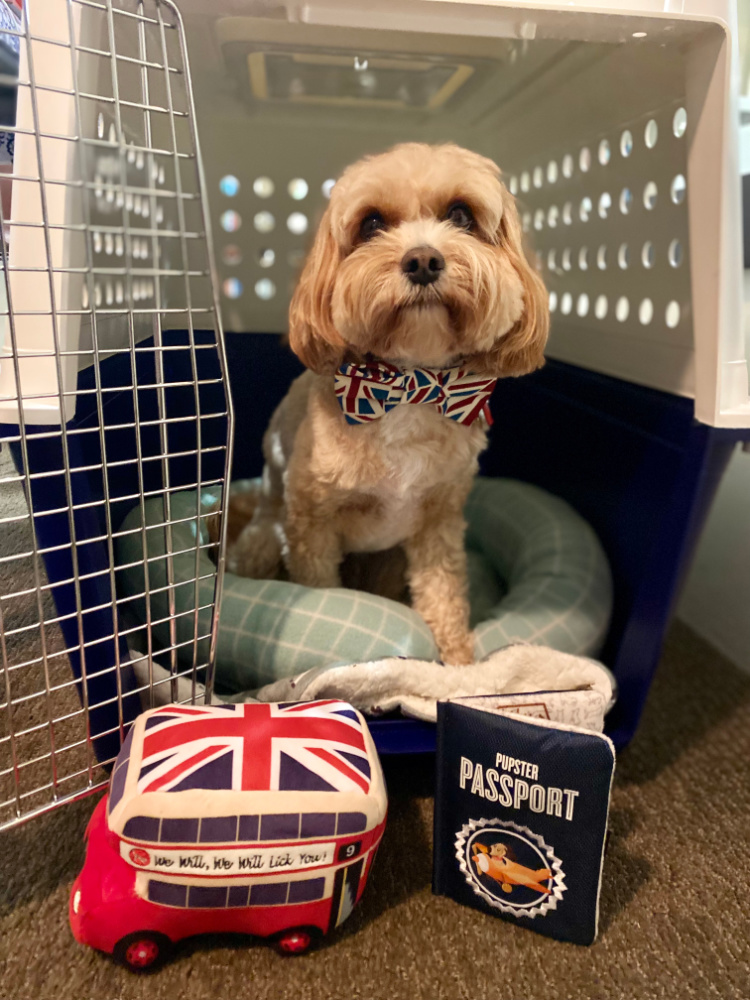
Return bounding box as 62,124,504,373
369,718,439,755
5,332,748,758
3,330,229,765
223,335,745,750
482,360,742,749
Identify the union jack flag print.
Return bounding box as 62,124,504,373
129,701,372,796
334,361,496,427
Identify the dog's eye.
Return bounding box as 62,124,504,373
445,201,474,230
359,211,386,242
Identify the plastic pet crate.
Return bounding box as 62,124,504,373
0,0,747,828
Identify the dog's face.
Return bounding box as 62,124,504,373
289,143,548,376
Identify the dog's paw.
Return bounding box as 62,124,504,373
439,632,476,667
226,524,282,579
286,562,342,589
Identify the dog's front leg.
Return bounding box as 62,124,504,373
285,501,343,589
404,490,474,666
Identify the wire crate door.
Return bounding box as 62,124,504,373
0,0,233,832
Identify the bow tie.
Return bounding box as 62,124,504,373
334,361,496,427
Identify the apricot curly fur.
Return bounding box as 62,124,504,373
219,143,548,664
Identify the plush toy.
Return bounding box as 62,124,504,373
69,701,387,969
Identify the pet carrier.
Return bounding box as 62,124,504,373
0,0,747,829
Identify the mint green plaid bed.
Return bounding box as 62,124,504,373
115,478,612,694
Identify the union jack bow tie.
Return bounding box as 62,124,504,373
334,361,497,427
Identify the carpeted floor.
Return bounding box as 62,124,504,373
0,617,748,1000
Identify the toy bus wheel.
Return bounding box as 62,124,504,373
114,931,171,971
274,927,319,956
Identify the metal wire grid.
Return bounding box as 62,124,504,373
0,0,234,831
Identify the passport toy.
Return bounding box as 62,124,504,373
433,695,615,945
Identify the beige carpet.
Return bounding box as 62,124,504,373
0,618,748,1000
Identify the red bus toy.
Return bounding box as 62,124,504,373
69,701,388,969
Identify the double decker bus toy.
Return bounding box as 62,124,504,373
69,701,387,969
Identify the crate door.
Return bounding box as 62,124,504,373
0,0,233,832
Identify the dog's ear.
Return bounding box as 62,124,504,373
469,190,549,378
288,205,347,374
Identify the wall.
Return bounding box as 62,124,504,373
677,272,750,670
677,11,750,670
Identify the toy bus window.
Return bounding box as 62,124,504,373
117,726,135,763
108,727,136,812
148,880,188,908
260,814,300,840
228,886,251,908
161,818,200,843
239,815,260,840
249,882,288,906
123,816,160,841
109,763,129,813
188,886,229,909
337,812,367,835
288,878,326,904
199,816,239,843
300,813,336,838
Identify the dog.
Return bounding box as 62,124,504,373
218,142,548,665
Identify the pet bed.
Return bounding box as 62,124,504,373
114,478,612,695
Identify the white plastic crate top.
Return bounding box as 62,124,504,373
0,0,746,427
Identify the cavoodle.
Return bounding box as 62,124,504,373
216,142,548,664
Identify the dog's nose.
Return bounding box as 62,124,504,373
401,246,445,286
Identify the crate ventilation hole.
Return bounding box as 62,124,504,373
218,173,336,301
509,107,689,335
85,112,174,312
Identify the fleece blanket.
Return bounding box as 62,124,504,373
130,643,616,726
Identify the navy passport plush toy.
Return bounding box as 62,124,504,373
433,695,615,945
